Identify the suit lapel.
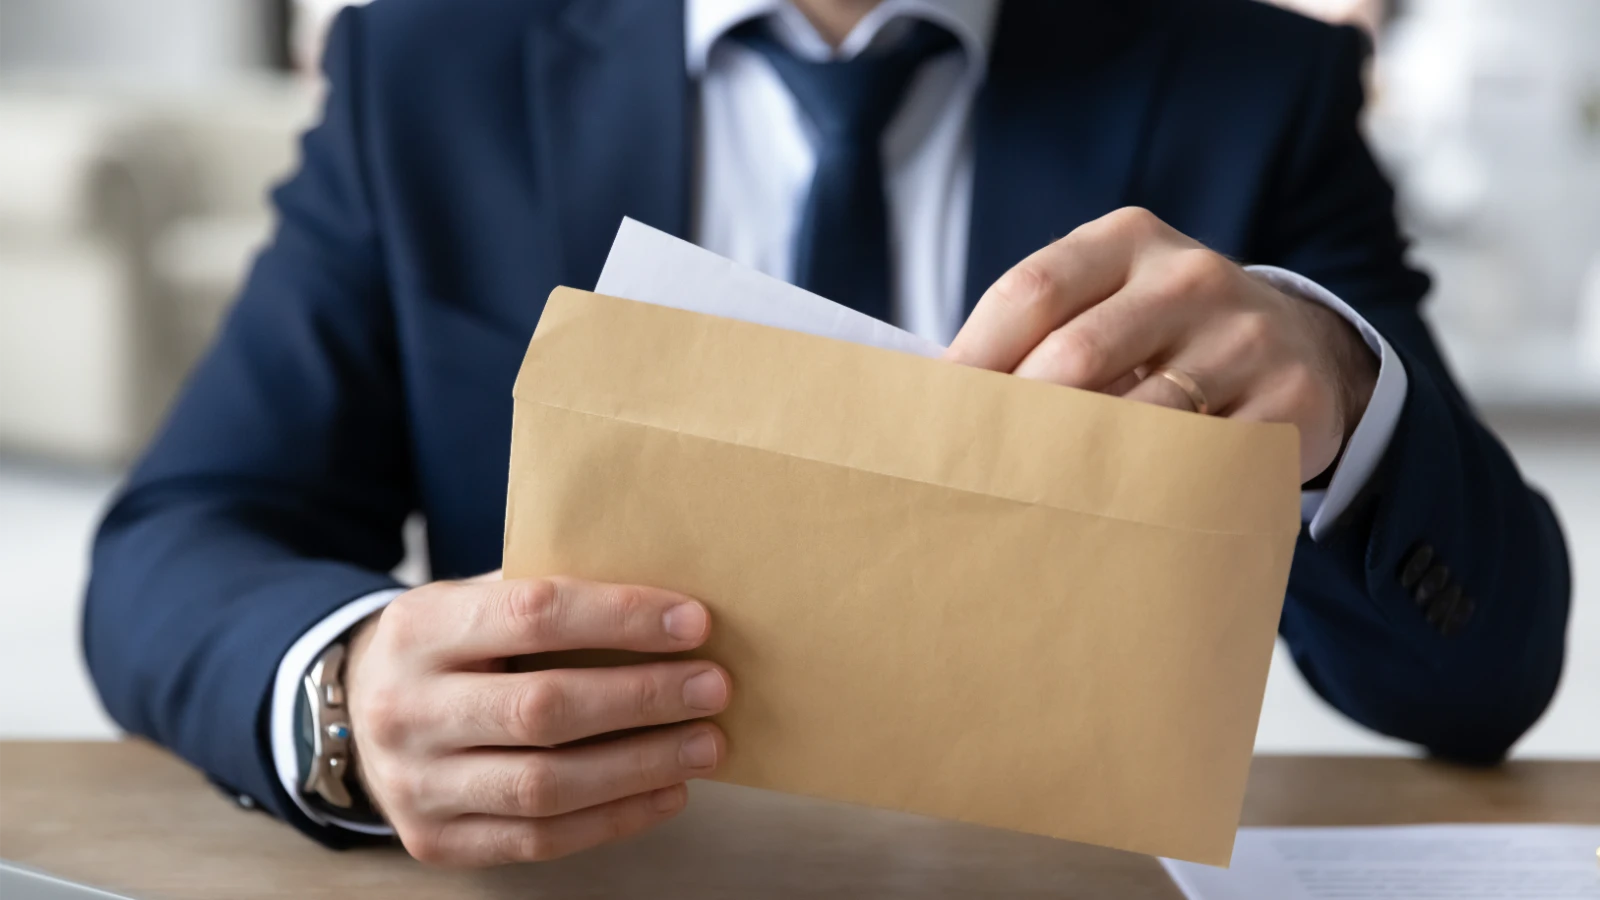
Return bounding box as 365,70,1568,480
964,0,1175,314
525,0,692,294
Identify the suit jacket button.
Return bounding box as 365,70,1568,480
1425,584,1462,628
1399,543,1434,589
1414,564,1451,605
1440,592,1476,637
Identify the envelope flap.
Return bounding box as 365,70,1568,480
516,288,1301,537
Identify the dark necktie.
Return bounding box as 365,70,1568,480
731,19,959,324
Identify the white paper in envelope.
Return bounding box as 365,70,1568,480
595,217,945,359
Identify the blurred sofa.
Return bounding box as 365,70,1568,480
0,76,316,465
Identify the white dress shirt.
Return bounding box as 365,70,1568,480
270,0,1407,833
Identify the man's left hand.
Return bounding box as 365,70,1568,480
946,206,1378,482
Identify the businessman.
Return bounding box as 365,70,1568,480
86,0,1570,867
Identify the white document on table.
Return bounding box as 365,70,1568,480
1162,825,1600,899
593,217,946,359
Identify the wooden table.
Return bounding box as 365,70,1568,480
2,742,1596,899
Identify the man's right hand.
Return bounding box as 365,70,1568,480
342,574,731,866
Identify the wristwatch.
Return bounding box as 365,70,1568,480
294,639,383,824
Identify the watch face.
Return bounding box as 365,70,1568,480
293,682,385,826
294,678,316,784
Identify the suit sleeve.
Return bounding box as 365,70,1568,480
1254,24,1571,762
84,8,408,843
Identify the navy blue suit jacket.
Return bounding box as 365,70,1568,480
85,0,1570,845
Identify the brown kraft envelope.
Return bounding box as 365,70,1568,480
503,287,1301,866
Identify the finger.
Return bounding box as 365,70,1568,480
424,577,712,664
1101,370,1144,396
417,785,688,865
1121,368,1206,412
433,662,731,748
420,723,724,819
1010,281,1198,390
1121,341,1256,414
1117,303,1273,415
945,207,1166,372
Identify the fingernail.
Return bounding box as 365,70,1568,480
652,784,686,813
678,730,719,769
682,669,728,711
662,602,707,642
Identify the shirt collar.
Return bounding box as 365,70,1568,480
686,0,998,75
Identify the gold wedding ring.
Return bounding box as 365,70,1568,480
1152,367,1210,415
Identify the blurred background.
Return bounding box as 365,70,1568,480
1,0,1597,757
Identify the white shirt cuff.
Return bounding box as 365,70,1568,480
270,587,404,836
1245,265,1409,542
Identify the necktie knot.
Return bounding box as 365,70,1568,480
731,19,959,143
